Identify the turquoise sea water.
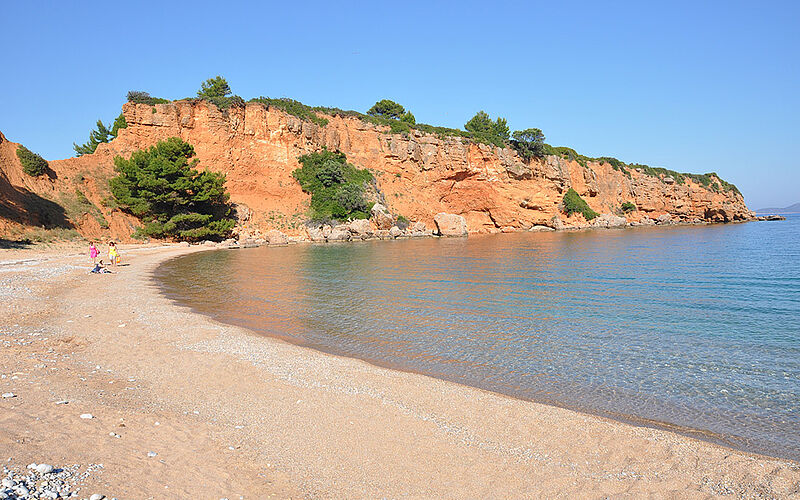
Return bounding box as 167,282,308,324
158,216,800,461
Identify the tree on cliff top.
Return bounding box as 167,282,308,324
109,137,235,241
367,99,406,120
198,76,231,100
465,111,510,147
510,128,546,161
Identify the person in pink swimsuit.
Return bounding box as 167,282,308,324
89,242,99,264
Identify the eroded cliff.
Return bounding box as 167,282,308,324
0,100,752,241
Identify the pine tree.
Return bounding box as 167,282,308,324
109,137,235,241
73,120,112,156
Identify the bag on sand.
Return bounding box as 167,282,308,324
116,255,121,264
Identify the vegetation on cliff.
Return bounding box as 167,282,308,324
292,149,374,220
196,76,245,110
562,188,599,221
510,128,546,161
464,111,510,148
126,91,170,105
16,145,48,176
621,201,637,214
73,113,127,156
124,77,741,196
110,137,235,241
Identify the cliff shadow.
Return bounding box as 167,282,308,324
0,173,71,230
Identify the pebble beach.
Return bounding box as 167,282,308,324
1,243,799,498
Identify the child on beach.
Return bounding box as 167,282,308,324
89,242,98,264
108,241,119,267
89,260,112,274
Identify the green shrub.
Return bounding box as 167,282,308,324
395,215,409,230
621,201,636,213
292,149,374,220
510,128,545,161
562,188,599,220
16,145,48,176
109,137,235,241
368,99,406,119
400,111,416,125
126,91,170,105
250,97,329,127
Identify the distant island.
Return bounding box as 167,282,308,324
755,202,800,214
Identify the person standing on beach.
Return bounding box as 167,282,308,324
89,241,98,264
108,241,119,268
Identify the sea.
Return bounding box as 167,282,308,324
157,215,800,461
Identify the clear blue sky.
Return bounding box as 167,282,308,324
1,0,797,209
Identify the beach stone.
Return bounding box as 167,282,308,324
1,478,14,488
347,219,373,238
327,227,350,241
266,230,288,246
35,463,54,474
389,226,402,238
306,226,326,242
370,203,394,230
434,213,468,237
80,413,94,419
593,214,627,228
90,494,106,500
1,393,15,398
656,213,672,224
147,451,157,457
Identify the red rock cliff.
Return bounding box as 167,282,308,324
0,100,752,240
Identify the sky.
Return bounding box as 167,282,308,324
1,0,798,209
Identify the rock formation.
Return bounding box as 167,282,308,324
0,100,753,241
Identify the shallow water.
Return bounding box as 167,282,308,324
157,216,800,461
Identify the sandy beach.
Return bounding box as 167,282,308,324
1,244,798,499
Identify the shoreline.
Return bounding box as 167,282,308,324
2,244,799,497
154,239,796,465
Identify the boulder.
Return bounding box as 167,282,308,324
374,229,390,239
656,213,672,224
348,219,373,238
328,227,351,241
410,221,427,233
593,214,628,228
505,162,532,180
529,225,555,232
307,227,326,242
389,226,403,238
202,240,216,247
370,203,394,230
266,229,288,246
433,213,468,237
639,217,655,226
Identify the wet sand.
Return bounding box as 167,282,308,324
1,244,798,498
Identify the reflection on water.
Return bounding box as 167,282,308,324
158,216,800,461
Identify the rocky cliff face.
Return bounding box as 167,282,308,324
0,100,752,241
